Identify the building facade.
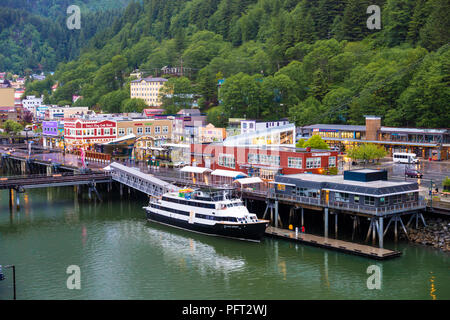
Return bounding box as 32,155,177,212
300,116,450,160
197,124,227,143
64,119,117,149
42,121,64,148
241,119,291,135
272,169,422,214
116,118,173,147
190,144,339,181
130,77,168,106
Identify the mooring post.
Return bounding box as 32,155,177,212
301,207,304,227
378,217,384,249
9,188,13,212
324,207,329,238
274,200,279,228
16,190,20,211
334,211,338,238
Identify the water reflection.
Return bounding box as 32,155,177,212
143,223,246,277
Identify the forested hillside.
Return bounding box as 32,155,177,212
0,1,130,73
23,0,450,128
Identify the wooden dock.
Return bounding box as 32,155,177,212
265,226,401,260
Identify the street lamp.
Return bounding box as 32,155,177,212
0,264,16,300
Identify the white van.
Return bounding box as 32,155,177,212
393,152,419,164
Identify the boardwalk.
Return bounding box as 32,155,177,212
265,226,401,260
0,172,111,190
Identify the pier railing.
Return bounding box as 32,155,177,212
268,190,427,215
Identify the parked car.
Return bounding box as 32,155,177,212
405,167,423,178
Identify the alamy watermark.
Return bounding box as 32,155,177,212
66,265,81,290
367,5,382,30
67,5,81,30
366,265,381,290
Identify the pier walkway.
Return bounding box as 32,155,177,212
0,172,111,190
109,162,180,197
265,226,401,260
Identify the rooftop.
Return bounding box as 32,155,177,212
277,173,418,196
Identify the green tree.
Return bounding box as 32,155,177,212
3,120,23,135
347,143,388,165
121,98,147,113
296,138,306,148
303,135,330,150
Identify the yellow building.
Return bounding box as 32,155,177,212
0,88,15,107
130,77,168,107
116,118,173,146
198,124,227,143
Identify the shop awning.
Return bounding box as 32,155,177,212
102,134,136,145
233,177,263,185
211,169,248,178
180,166,212,174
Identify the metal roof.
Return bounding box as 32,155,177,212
276,174,418,197
302,124,366,131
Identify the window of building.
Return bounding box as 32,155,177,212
328,156,336,167
354,196,360,204
162,126,168,133
364,196,375,206
335,192,349,202
145,127,151,134
127,128,133,135
392,194,402,204
288,157,303,169
306,157,321,169
155,126,161,134
118,128,125,136
137,127,143,135
218,154,235,169
406,192,415,202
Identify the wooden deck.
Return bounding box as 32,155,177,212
265,226,401,260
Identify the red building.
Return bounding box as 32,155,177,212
190,144,339,181
64,118,117,149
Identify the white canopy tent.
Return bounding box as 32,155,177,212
102,134,136,145
233,177,262,185
211,169,247,178
180,166,212,174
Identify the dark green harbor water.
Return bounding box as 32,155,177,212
0,187,449,300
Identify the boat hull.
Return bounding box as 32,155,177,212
145,208,269,242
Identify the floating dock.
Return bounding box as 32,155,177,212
265,226,401,260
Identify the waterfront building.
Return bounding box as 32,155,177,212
22,95,43,114
272,169,422,214
240,119,291,135
42,120,64,148
197,124,227,143
130,77,168,106
224,123,296,148
44,106,89,120
190,144,338,181
299,115,450,160
116,118,173,147
173,109,207,143
64,118,117,150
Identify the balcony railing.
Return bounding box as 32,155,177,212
267,190,427,215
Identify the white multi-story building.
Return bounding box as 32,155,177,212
22,95,42,113
240,120,291,135
44,106,89,120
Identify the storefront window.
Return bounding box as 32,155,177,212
288,157,303,169
306,157,321,169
